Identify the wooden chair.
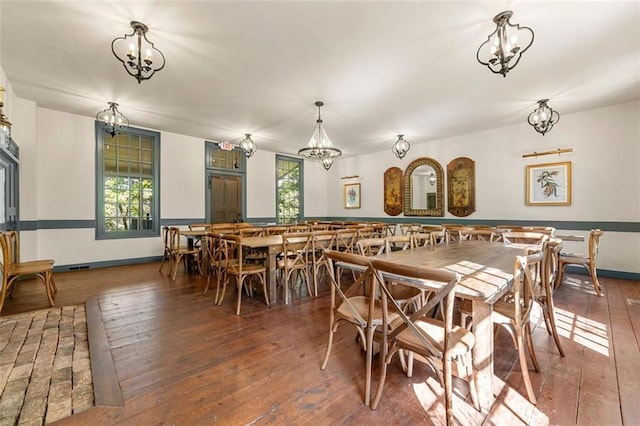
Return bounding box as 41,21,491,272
459,228,497,242
502,231,547,245
460,250,545,404
385,234,414,252
159,226,172,273
265,226,288,236
188,223,211,231
310,231,336,297
277,232,312,303
535,238,566,356
320,250,398,406
217,234,269,315
369,258,479,423
334,228,358,253
0,232,56,314
287,224,310,233
412,232,434,248
202,233,226,300
168,227,202,279
399,223,421,236
356,238,387,257
556,229,604,295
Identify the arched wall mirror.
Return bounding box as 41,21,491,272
403,157,444,216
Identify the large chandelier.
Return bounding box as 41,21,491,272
392,134,410,159
96,102,129,137
239,133,257,158
298,101,342,170
111,21,165,83
476,11,534,77
527,99,560,136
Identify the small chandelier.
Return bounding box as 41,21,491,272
528,99,560,136
96,102,129,137
392,134,410,159
476,11,534,77
298,101,342,170
111,21,165,84
239,133,257,158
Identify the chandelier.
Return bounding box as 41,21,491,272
392,134,410,159
239,133,257,158
96,102,129,137
111,21,165,83
298,101,342,170
476,11,534,77
527,99,560,136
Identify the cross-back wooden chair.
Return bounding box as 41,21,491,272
310,230,336,297
502,231,547,246
535,238,566,356
411,232,434,248
385,234,414,252
356,238,387,257
556,229,604,295
188,223,211,231
168,227,202,279
202,233,226,300
320,250,399,406
0,232,56,314
265,226,288,236
334,228,359,253
460,250,545,404
277,232,313,303
159,226,172,273
216,234,269,315
459,228,497,242
369,258,479,423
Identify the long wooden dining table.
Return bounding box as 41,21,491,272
371,240,539,412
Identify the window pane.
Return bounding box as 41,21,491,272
276,156,302,224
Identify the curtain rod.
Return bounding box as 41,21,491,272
522,148,573,158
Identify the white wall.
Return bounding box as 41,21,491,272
326,100,640,274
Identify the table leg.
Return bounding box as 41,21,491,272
267,247,278,305
472,300,494,412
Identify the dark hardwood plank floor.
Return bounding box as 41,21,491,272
1,262,638,425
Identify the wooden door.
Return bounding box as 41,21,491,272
0,152,18,231
210,174,242,223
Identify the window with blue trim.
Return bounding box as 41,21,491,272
95,123,160,239
276,155,303,224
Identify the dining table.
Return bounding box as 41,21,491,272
369,240,540,412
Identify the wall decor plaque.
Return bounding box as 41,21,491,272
383,167,403,216
447,157,475,217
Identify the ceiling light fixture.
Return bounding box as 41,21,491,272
476,10,534,77
392,134,410,159
111,21,165,84
96,102,129,137
239,133,257,158
298,101,341,171
528,99,560,136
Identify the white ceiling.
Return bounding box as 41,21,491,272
1,1,639,158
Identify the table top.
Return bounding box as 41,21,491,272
373,241,536,303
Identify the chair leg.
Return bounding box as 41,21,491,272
236,276,244,315
320,321,337,370
589,265,603,296
261,273,270,306
44,271,55,306
371,346,397,410
555,263,566,289
543,299,566,357
364,323,376,406
517,328,538,405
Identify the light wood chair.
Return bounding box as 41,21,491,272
159,226,172,273
535,238,566,356
556,229,604,295
385,234,414,252
334,228,359,253
356,238,387,257
238,227,264,237
168,227,202,279
203,233,226,300
369,258,479,423
459,228,497,242
460,250,545,404
217,234,269,315
0,232,56,314
412,232,435,247
265,226,288,236
502,231,547,245
287,224,310,233
320,250,398,406
277,232,312,303
310,231,336,297
188,223,211,231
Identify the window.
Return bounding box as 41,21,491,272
276,155,303,224
96,123,160,239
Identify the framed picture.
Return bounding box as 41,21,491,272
447,157,476,217
526,161,571,206
383,167,403,216
344,183,361,209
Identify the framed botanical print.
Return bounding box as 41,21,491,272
344,183,361,209
447,157,475,217
526,161,572,206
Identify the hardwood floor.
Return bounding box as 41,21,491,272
1,262,638,425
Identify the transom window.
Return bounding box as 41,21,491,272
276,155,303,224
96,123,160,239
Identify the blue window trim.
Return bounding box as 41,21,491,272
95,122,161,240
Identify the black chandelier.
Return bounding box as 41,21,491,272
392,134,410,159
476,11,534,77
239,133,257,158
111,21,165,83
96,102,129,137
298,101,342,170
528,99,560,136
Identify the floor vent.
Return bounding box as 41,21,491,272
69,265,90,271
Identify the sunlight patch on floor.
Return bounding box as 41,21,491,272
554,307,609,356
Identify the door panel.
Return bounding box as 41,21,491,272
210,174,242,223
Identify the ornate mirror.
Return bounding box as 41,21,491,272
403,157,444,216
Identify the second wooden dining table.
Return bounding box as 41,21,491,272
371,240,537,412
